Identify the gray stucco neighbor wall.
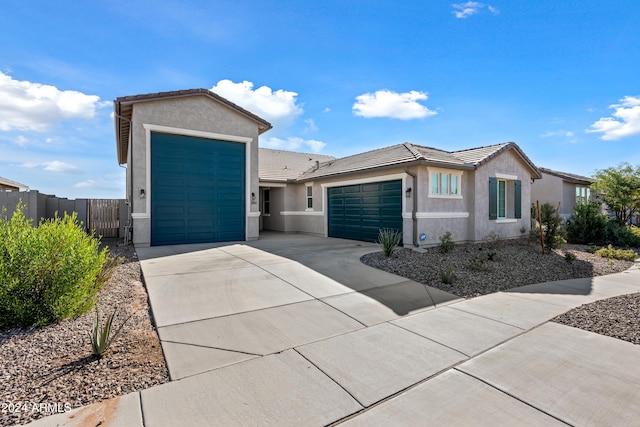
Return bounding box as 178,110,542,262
127,96,261,246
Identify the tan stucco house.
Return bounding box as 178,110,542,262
258,142,541,246
115,89,271,247
115,87,541,247
530,167,594,219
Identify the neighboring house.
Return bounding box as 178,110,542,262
530,167,594,219
0,176,28,192
114,89,272,247
259,142,541,246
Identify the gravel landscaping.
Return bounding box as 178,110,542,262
362,238,639,346
0,240,168,427
361,239,635,298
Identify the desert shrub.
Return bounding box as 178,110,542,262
539,203,565,253
0,205,109,328
378,228,402,257
564,252,577,264
439,231,454,253
606,222,640,247
566,203,608,245
439,265,455,284
90,307,131,358
595,245,638,261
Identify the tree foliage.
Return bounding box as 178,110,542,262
593,163,640,225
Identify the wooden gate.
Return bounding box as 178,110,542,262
88,199,121,238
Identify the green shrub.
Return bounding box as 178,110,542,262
439,231,454,253
539,203,565,253
439,265,455,284
594,245,638,261
564,252,577,264
0,204,109,328
378,228,402,257
566,203,609,245
606,222,640,247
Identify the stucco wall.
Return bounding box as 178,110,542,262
531,172,563,211
473,149,534,241
128,95,261,246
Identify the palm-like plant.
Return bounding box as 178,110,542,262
89,307,131,358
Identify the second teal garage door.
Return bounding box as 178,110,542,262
328,180,402,242
150,132,245,246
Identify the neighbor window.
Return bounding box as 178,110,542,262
576,186,591,205
429,169,462,197
306,185,313,209
263,189,270,215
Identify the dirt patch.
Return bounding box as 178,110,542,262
0,239,169,426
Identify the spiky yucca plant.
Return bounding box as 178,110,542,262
378,228,402,257
90,307,131,358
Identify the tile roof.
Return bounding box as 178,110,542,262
259,148,336,182
114,89,272,165
297,142,541,181
539,167,594,184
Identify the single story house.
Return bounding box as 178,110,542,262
115,88,542,247
259,142,541,246
530,167,594,219
114,89,272,247
0,176,29,192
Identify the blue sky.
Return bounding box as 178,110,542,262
1,0,639,199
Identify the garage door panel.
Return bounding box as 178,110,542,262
151,132,245,246
328,180,402,242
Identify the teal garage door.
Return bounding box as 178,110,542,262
328,180,402,242
151,132,245,246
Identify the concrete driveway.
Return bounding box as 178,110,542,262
29,234,640,426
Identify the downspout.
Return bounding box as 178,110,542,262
115,111,134,244
404,167,418,247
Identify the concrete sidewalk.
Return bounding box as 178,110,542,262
27,235,640,426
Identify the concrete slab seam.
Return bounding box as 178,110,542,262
138,391,148,427
445,304,528,330
293,347,366,409
452,368,573,426
161,339,262,357
388,322,471,358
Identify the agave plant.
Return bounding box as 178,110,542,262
89,307,131,358
378,228,402,257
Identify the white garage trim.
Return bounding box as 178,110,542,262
142,123,253,240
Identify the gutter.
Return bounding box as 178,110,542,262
114,110,134,244
404,167,418,247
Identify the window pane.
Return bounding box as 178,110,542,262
307,198,313,209
451,175,458,195
306,186,312,197
498,180,506,218
441,174,449,195
431,173,439,194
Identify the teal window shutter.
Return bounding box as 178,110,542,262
489,177,497,220
514,180,522,219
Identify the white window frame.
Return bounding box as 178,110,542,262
576,186,591,205
428,167,463,199
305,184,313,211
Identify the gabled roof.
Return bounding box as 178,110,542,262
298,142,541,181
259,148,335,182
539,167,594,185
0,176,29,190
114,89,272,165
453,142,542,179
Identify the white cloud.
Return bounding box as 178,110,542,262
587,96,640,140
0,72,104,132
303,118,318,133
353,90,436,120
17,160,79,173
540,130,578,143
13,135,28,147
261,137,326,153
323,107,331,113
451,2,498,18
211,79,303,130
